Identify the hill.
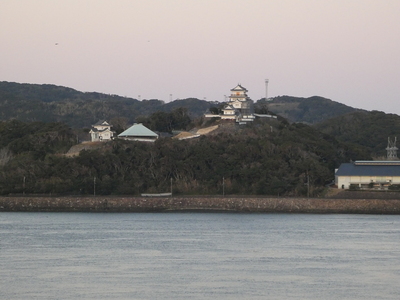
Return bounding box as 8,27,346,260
2,81,399,196
314,110,400,158
0,117,370,196
259,95,360,124
0,81,213,128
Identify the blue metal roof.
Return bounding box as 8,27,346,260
354,160,400,166
336,163,400,176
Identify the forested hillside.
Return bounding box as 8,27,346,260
262,96,360,124
0,118,370,196
0,82,212,127
0,120,76,166
1,81,397,196
314,110,400,158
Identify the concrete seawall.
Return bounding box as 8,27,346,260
1,196,400,214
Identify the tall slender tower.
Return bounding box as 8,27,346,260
386,137,398,160
265,79,269,101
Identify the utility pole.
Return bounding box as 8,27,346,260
170,178,173,196
23,176,26,195
222,177,225,197
94,177,96,196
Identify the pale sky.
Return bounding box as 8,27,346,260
1,0,400,115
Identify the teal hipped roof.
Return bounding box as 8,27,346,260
118,123,158,137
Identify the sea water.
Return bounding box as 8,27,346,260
1,213,399,300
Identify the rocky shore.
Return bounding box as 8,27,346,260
1,196,400,214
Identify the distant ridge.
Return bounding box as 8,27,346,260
1,81,363,127
262,95,361,124
0,81,212,127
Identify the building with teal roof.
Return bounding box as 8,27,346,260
118,123,158,142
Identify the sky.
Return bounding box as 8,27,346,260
1,0,400,115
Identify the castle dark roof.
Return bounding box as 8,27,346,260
90,127,113,133
222,104,236,111
336,162,400,176
230,84,248,92
93,120,110,126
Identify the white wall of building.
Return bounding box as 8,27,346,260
337,175,400,189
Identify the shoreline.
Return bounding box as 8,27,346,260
1,196,400,214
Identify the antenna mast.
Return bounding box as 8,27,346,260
265,79,269,101
386,137,398,160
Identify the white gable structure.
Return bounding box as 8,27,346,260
89,120,114,142
118,123,159,142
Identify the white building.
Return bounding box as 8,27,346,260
89,120,114,142
335,161,400,189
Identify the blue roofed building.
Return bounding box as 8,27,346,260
335,161,400,190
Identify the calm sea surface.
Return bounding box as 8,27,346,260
1,213,399,300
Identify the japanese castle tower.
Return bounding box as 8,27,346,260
211,84,255,123
205,84,276,124
222,84,254,118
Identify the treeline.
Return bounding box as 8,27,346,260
0,82,212,127
136,107,192,133
0,118,370,196
0,120,76,160
314,110,400,157
1,81,364,128
265,96,359,124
